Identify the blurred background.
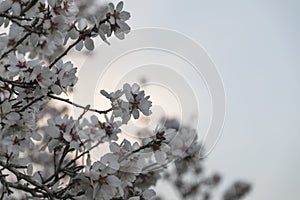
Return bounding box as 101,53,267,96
116,0,300,200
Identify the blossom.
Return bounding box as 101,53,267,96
51,60,78,94
123,83,152,119
43,115,82,152
0,99,20,128
103,114,122,141
100,84,152,124
80,161,123,200
169,128,199,158
107,1,131,40
100,89,131,124
5,53,28,76
79,115,106,148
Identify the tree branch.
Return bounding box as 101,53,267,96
0,33,31,60
48,37,83,69
48,93,112,115
0,76,35,89
5,181,46,198
20,0,39,16
48,17,110,69
0,160,54,199
0,14,42,34
0,13,31,21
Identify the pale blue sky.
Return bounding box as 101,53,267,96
121,0,300,199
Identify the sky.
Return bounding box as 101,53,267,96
116,0,300,199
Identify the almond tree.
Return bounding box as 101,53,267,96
0,1,251,199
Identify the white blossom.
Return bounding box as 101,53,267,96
123,83,152,119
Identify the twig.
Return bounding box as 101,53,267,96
5,181,46,198
20,0,39,16
0,13,31,21
64,140,103,169
18,95,45,112
48,94,112,115
48,37,83,69
2,16,42,34
0,160,54,199
43,140,102,186
48,17,110,69
0,33,31,60
0,76,35,88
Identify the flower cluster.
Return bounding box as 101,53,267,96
0,53,78,119
101,83,152,124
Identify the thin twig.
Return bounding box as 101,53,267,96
20,0,39,16
5,182,46,198
18,95,45,112
3,16,42,34
48,93,112,115
0,76,35,88
0,160,54,199
48,37,83,69
48,17,110,69
0,13,31,21
43,140,102,186
0,33,31,60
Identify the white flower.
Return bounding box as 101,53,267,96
83,161,123,200
100,89,123,100
108,1,131,40
79,115,106,148
75,37,95,51
154,143,170,164
44,115,82,152
0,100,20,128
35,67,54,89
6,53,27,76
102,114,122,140
98,23,112,44
98,153,120,176
170,128,198,158
110,140,145,174
51,60,78,94
123,83,152,119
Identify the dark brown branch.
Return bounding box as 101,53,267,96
0,160,54,199
48,94,112,115
18,95,45,112
0,15,42,34
0,76,35,89
0,15,41,60
63,140,103,170
20,0,39,16
0,13,31,21
43,140,103,186
48,37,83,69
5,181,46,198
48,17,110,69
